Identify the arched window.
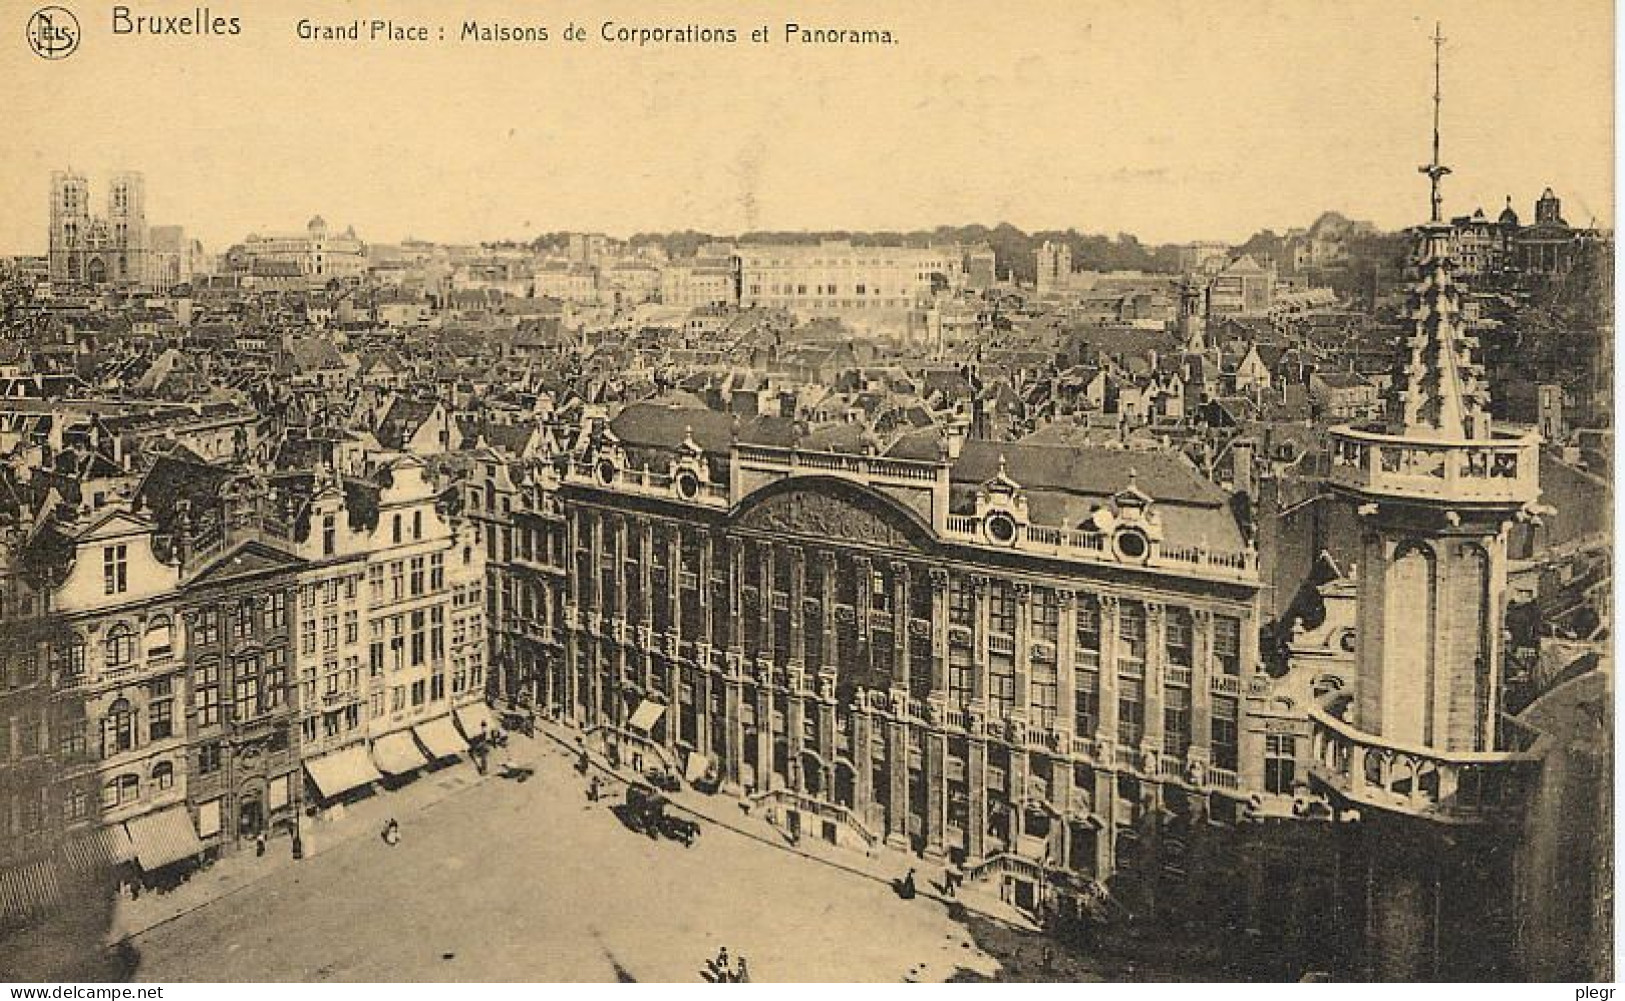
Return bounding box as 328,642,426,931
106,624,137,668
118,773,140,803
104,697,136,756
412,510,422,540
144,616,173,659
153,761,175,790
392,514,402,544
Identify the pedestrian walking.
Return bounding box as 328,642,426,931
735,957,750,983
383,818,401,846
254,831,267,857
899,867,917,900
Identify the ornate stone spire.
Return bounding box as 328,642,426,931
1387,23,1491,441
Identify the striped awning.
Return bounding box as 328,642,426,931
372,729,429,775
305,743,383,800
0,857,63,924
59,824,136,873
414,715,467,760
125,806,204,872
454,702,495,740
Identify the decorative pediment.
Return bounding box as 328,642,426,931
184,539,305,588
734,480,928,551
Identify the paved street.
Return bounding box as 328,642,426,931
123,739,1002,983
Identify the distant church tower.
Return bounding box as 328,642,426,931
1328,26,1541,754
48,169,149,285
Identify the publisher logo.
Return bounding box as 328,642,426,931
27,6,79,59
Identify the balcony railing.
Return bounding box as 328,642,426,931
1307,705,1539,824
1329,425,1540,505
938,516,1253,581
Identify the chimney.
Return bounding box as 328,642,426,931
1231,438,1257,497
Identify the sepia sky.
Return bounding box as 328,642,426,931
0,0,1612,252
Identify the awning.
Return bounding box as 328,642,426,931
305,743,383,800
454,702,495,740
372,729,429,775
124,805,204,872
628,700,666,733
59,824,136,873
0,857,63,923
414,715,468,760
685,750,715,785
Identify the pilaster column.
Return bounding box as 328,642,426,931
788,546,805,667
1191,608,1214,752
755,683,774,791
929,569,950,695
819,551,838,672
1013,581,1032,717
723,677,744,790
966,737,988,860
1057,591,1077,738
924,728,947,858
854,707,875,822
887,717,910,848
1144,601,1166,758
1098,594,1121,747
894,563,910,692
972,575,991,704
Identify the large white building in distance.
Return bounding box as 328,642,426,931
224,215,366,287
736,240,959,326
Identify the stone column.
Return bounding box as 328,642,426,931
924,727,947,859
893,563,910,693
929,569,950,696
1144,600,1166,763
1191,608,1214,755
723,674,744,790
887,715,910,849
972,575,991,704
1013,582,1033,717
820,551,838,670
760,544,777,664
788,545,805,667
1098,594,1121,749
854,706,875,825
755,681,774,791
966,735,988,861
1057,591,1077,740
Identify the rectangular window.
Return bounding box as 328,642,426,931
231,601,253,640
1166,609,1193,668
1118,602,1146,666
1163,685,1190,758
410,557,425,597
1074,664,1099,737
989,581,1016,636
1031,654,1058,728
1214,615,1242,676
948,578,975,628
149,700,173,741
1265,734,1296,794
1118,681,1144,747
264,592,287,630
989,651,1015,718
103,544,128,595
198,742,222,775
1212,695,1240,771
1075,596,1101,654
1032,589,1059,644
321,514,336,556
